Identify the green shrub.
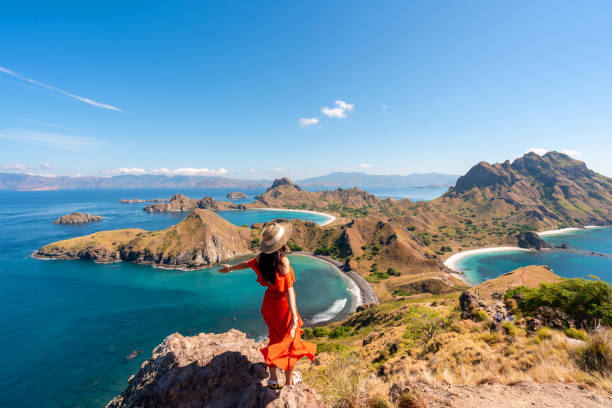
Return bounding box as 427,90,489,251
286,240,303,251
302,327,314,339
440,246,452,252
316,342,346,353
475,309,488,322
565,327,588,341
480,332,501,345
502,321,518,336
407,226,416,231
575,333,611,372
505,277,612,328
387,268,401,276
329,325,352,339
313,327,329,338
537,327,552,340
368,395,392,408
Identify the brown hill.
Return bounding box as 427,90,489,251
36,210,256,269
439,151,612,228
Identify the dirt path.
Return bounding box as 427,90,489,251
411,380,611,408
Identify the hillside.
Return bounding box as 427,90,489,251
36,209,256,268
438,151,612,228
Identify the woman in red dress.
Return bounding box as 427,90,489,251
218,222,316,388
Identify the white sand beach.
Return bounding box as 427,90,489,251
444,246,531,275
537,227,584,236
257,207,336,226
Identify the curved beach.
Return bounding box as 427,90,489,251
538,225,609,236
256,207,336,226
444,246,531,276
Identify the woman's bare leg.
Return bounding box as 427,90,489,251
284,368,293,385
269,366,278,382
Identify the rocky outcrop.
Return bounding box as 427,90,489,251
516,231,551,249
227,191,247,199
37,210,256,269
53,212,104,224
267,177,301,192
144,194,244,213
107,330,326,408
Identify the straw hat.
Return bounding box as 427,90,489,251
260,221,292,254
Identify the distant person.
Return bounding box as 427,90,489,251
495,310,503,323
218,222,316,389
508,313,515,323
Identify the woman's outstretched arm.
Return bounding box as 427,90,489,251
218,260,251,273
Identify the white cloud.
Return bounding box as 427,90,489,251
298,117,319,127
560,149,582,157
321,100,354,118
359,163,372,168
3,163,28,170
109,167,228,176
380,104,389,110
250,169,256,174
274,166,284,172
0,66,126,113
0,128,103,150
526,147,582,158
41,162,52,170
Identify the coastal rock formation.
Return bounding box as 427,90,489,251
106,330,326,408
53,212,104,224
144,194,244,213
227,191,247,199
37,210,255,269
516,231,552,249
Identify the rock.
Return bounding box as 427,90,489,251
517,231,551,250
525,316,543,334
227,191,247,199
356,302,376,313
267,177,301,192
54,212,103,224
534,306,575,329
459,290,478,319
107,329,326,408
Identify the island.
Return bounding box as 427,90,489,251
53,212,104,225
226,191,247,199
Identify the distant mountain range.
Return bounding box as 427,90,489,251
0,174,269,191
0,171,459,191
296,172,459,188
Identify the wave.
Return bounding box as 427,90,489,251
310,298,348,324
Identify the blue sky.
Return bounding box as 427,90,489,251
1,1,611,179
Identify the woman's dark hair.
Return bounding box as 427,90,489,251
258,245,287,284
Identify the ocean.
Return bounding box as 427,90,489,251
455,227,612,285
0,188,354,407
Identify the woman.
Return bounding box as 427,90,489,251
218,222,316,389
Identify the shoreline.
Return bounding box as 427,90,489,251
292,251,379,312
444,247,531,280
538,225,610,237
254,207,336,226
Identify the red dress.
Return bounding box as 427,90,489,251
248,257,317,371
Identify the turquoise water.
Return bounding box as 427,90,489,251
217,209,331,226
0,189,351,407
456,228,612,285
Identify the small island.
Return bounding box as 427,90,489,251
226,191,247,200
54,212,104,225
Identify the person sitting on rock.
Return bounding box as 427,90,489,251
495,310,503,323
218,222,316,389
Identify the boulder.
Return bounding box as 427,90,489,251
107,329,326,408
516,231,551,250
